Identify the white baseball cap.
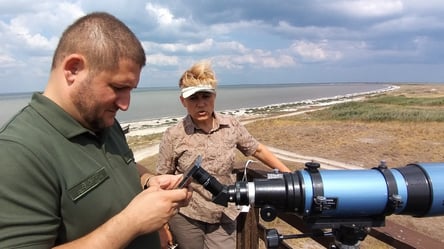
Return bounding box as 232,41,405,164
181,85,216,98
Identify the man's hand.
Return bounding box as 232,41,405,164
148,174,184,190
122,182,192,235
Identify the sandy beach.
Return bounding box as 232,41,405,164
124,85,399,161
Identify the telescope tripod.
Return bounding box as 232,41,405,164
265,225,370,249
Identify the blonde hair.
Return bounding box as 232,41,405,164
179,61,217,89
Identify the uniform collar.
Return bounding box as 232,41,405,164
30,92,99,139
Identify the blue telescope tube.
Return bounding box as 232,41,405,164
241,163,444,218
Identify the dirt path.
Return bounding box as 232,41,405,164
134,144,159,162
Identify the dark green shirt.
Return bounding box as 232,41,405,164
0,93,160,248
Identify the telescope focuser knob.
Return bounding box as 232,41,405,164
305,161,320,173
260,205,278,222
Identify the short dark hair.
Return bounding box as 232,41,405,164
51,12,146,72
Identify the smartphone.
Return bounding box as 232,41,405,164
176,155,202,189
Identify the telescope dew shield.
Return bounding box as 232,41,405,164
395,163,444,216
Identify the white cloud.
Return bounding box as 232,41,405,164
213,48,295,70
0,54,19,68
147,53,178,66
325,0,404,18
289,40,343,62
258,54,295,68
145,3,185,27
372,15,444,33
184,39,214,52
1,0,444,93
216,41,248,54
0,2,84,57
143,39,215,54
210,20,264,35
8,18,55,50
404,0,444,13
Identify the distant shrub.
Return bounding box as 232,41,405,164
309,95,444,122
366,95,444,106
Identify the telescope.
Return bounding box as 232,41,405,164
184,156,444,248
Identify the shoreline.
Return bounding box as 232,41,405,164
123,84,399,138
124,85,400,162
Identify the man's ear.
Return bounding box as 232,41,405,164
63,54,85,85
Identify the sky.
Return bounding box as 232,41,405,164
1,0,444,93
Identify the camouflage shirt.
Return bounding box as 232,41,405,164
156,113,259,223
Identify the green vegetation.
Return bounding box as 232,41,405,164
308,95,444,122
366,95,444,106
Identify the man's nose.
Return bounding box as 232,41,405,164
116,91,131,111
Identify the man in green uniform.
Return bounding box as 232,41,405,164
0,12,191,249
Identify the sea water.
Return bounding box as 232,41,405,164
0,83,392,126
